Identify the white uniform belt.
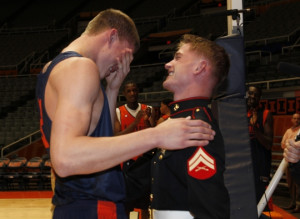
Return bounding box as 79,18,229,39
153,209,193,219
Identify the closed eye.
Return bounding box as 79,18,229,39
174,53,181,60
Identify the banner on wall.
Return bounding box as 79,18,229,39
260,97,300,115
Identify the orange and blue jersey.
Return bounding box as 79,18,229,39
36,51,127,218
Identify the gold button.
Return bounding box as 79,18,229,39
196,108,200,112
173,104,179,111
159,154,163,160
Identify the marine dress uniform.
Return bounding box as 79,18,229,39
151,97,230,219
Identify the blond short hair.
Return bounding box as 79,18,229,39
178,34,230,88
84,9,140,52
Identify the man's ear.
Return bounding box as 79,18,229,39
109,29,118,46
195,60,207,75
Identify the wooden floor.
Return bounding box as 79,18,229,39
0,191,53,219
0,191,299,219
0,198,52,219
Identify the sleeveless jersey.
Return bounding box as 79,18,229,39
118,104,148,131
36,51,126,206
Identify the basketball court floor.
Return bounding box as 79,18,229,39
0,190,299,219
0,191,52,219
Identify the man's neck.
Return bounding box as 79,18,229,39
126,102,139,110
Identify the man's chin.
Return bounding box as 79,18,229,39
162,81,172,92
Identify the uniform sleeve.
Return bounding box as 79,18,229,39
185,143,229,218
185,107,230,218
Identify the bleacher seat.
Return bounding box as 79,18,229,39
0,157,10,190
3,157,27,190
22,157,43,190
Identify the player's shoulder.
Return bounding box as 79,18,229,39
53,56,98,79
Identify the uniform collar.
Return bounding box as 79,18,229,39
169,97,211,114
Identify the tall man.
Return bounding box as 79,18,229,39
247,85,273,211
36,9,215,219
151,34,230,219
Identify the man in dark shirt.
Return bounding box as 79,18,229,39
247,85,273,212
151,34,230,219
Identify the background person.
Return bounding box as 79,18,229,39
115,80,155,136
114,80,155,218
247,85,273,212
281,113,300,212
156,98,172,125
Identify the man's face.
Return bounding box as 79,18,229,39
247,86,261,108
291,114,300,127
99,39,134,78
163,43,199,93
123,83,138,103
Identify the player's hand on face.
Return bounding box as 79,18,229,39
157,116,215,150
106,48,133,90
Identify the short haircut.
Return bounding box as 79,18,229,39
84,9,140,52
122,80,138,92
248,85,262,97
177,34,230,88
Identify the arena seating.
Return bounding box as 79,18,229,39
0,155,51,191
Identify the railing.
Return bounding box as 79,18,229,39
246,50,272,64
245,27,300,46
1,130,41,158
30,51,50,72
18,52,36,74
0,52,36,74
282,44,300,55
245,35,290,46
246,77,300,90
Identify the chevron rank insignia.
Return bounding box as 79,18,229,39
187,147,216,180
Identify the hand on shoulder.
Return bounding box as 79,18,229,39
154,116,215,150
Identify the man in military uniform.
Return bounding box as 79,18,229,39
151,34,230,219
